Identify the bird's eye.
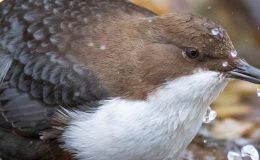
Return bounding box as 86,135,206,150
184,47,199,59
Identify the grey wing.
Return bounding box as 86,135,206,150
0,0,115,135
0,83,55,134
0,0,154,135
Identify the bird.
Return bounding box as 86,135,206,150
0,0,260,160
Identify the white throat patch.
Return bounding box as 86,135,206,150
62,71,228,160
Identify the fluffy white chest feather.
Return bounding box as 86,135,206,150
62,71,228,160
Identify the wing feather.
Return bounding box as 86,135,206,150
0,0,154,135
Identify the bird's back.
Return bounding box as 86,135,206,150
0,0,154,159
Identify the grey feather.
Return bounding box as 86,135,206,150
0,53,12,85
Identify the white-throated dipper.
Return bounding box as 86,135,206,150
0,0,260,160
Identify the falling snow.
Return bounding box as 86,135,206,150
222,61,229,67
231,50,238,58
210,28,221,36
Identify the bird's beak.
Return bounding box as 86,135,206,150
228,60,260,84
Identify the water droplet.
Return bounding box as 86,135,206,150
148,19,153,23
100,45,106,50
227,145,259,160
227,151,242,160
222,61,229,67
231,50,238,58
241,145,259,160
203,106,217,124
207,6,212,10
257,86,260,97
88,43,94,47
210,28,220,36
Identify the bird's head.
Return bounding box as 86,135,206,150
134,13,260,84
81,13,260,99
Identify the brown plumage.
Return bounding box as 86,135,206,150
80,13,238,99
0,0,259,160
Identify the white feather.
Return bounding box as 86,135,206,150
62,71,228,160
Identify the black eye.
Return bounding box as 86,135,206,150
185,47,199,59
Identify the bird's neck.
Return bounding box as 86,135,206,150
144,71,227,138
141,71,228,157
147,71,227,113
61,71,228,160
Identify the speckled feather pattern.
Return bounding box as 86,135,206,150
0,0,112,107
0,0,136,134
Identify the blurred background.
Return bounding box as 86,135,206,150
130,0,260,159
